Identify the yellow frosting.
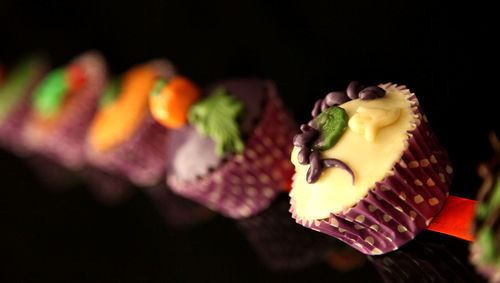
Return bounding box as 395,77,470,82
290,83,418,220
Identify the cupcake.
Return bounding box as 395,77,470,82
470,132,500,282
289,82,453,255
22,51,108,169
0,54,50,154
85,60,175,186
150,78,296,219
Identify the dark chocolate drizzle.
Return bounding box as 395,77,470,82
293,81,386,184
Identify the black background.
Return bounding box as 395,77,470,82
0,0,496,282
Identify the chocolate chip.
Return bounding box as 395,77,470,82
298,146,311,165
325,91,350,106
346,81,364,99
359,86,385,100
306,151,322,183
293,129,318,147
320,99,329,112
300,124,314,132
311,99,323,118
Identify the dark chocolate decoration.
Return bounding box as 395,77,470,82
296,81,386,184
312,99,322,118
358,86,385,100
325,91,350,107
306,151,322,183
298,146,311,165
346,81,364,100
293,128,318,147
322,159,355,184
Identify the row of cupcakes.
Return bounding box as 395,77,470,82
0,51,358,271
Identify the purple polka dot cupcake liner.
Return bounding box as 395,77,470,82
168,83,296,219
236,194,343,270
23,51,108,169
290,83,453,255
144,183,215,228
86,113,170,187
0,57,50,155
85,60,175,187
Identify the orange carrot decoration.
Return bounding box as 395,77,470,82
426,195,477,241
149,76,200,129
89,65,158,153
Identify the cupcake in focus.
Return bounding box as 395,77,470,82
290,82,452,255
150,78,296,219
85,60,175,187
0,54,50,154
22,51,108,169
470,132,500,282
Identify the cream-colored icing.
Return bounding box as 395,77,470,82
290,84,418,220
348,106,401,142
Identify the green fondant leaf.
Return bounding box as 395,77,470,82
0,57,38,122
188,87,244,156
32,67,69,118
312,106,348,151
150,79,167,97
99,78,121,108
477,228,497,263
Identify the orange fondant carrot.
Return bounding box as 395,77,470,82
149,76,200,129
89,65,159,152
426,195,476,241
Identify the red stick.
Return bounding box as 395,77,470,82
426,195,476,242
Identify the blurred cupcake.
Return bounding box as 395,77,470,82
0,54,49,154
85,60,175,186
470,131,500,282
150,78,296,218
236,194,352,271
290,82,452,255
23,51,108,169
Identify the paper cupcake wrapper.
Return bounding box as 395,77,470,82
236,194,344,270
85,60,175,187
23,51,108,169
144,183,215,228
86,113,169,187
169,82,296,219
291,83,453,255
369,235,481,283
0,58,49,155
79,166,135,205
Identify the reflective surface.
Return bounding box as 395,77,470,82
0,0,495,281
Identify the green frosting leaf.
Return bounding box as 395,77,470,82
188,87,244,156
477,227,497,263
477,176,500,220
99,78,121,108
0,57,39,122
312,106,348,151
32,67,69,118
